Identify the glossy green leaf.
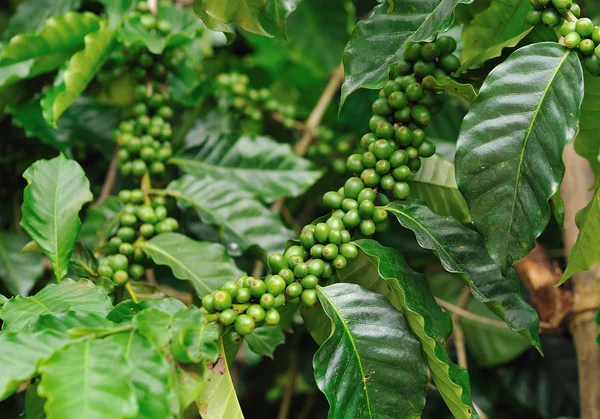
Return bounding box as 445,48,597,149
457,28,533,74
78,197,122,251
387,200,541,351
341,241,477,419
0,12,100,87
574,72,600,187
245,325,285,358
560,188,600,284
20,154,93,281
421,76,477,102
193,0,270,37
38,339,138,419
141,233,243,298
171,307,220,364
3,0,83,40
171,134,322,202
0,330,68,401
196,339,244,419
460,0,530,61
410,155,471,223
341,0,470,108
1,279,113,332
0,231,44,295
455,43,584,272
119,5,201,54
260,0,301,39
107,331,178,419
314,283,428,419
168,175,294,257
41,21,118,126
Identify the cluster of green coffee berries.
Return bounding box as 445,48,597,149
215,72,297,128
97,189,179,287
527,0,580,28
130,0,174,33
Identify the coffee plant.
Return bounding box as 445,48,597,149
0,0,599,418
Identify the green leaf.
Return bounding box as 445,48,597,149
1,279,113,332
455,43,584,272
560,188,600,284
107,297,187,323
168,175,294,257
387,200,541,351
23,383,46,419
31,311,115,334
119,5,201,54
457,28,533,74
460,0,531,61
301,305,331,346
133,307,174,349
341,241,477,419
574,72,600,187
107,331,178,419
69,242,98,279
314,283,428,419
141,233,243,298
38,339,138,419
78,197,122,251
0,231,44,295
20,154,93,281
550,192,564,228
410,155,471,223
171,307,220,364
421,76,477,102
0,330,68,401
193,0,271,37
171,134,322,202
245,325,285,358
98,0,136,28
3,0,83,41
41,21,118,126
196,339,245,419
260,0,302,39
341,0,470,108
0,12,100,87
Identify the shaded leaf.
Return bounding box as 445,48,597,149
341,0,470,108
171,306,220,364
301,305,331,346
387,200,541,351
574,72,600,187
171,134,322,202
560,188,600,284
260,0,302,39
422,76,477,102
245,325,285,358
141,233,244,298
69,242,98,279
193,0,270,37
168,175,294,257
38,339,138,419
20,154,93,281
41,21,118,126
0,279,113,332
314,283,428,419
0,12,100,87
0,231,44,296
3,0,83,41
341,241,477,419
410,155,470,223
550,192,564,228
455,43,584,272
78,197,122,251
0,330,68,401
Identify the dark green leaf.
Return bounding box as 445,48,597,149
78,197,122,251
23,383,45,419
301,305,331,346
314,283,428,419
387,200,541,351
3,0,82,41
21,154,93,281
171,134,322,202
341,241,477,419
455,43,584,272
168,175,294,257
0,12,100,87
0,330,68,401
560,188,600,284
574,72,600,187
260,0,302,39
245,325,285,358
141,232,244,297
69,242,98,279
38,339,138,418
341,0,470,108
410,155,471,223
193,0,270,37
550,192,564,228
41,21,118,126
1,279,113,332
0,231,44,295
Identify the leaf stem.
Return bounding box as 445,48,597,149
125,281,140,303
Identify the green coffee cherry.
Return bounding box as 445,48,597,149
265,308,281,326
301,289,319,308
286,282,303,298
219,309,238,326
234,314,255,335
213,291,233,311
249,279,267,297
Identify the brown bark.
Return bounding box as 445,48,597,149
561,143,600,419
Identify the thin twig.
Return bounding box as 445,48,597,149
148,0,158,15
97,151,119,204
271,112,305,130
450,288,471,370
298,393,317,419
252,261,264,279
277,346,298,419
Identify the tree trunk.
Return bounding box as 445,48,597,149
561,143,600,419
